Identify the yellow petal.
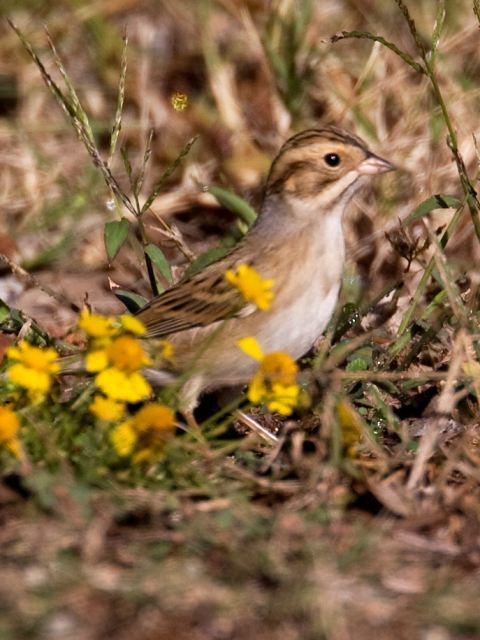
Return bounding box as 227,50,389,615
0,407,20,443
237,337,264,361
5,346,22,360
78,310,117,338
110,421,137,457
8,364,51,393
6,438,22,458
85,349,109,373
247,374,266,404
267,384,300,416
89,395,125,421
96,368,152,403
120,315,147,336
224,269,237,286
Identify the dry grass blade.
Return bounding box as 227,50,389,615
393,0,427,55
0,252,80,313
44,26,95,146
9,20,136,216
330,30,426,74
134,128,154,198
475,0,480,24
108,33,128,168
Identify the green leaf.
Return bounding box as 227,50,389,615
405,194,462,225
185,246,230,277
113,288,148,313
0,299,11,324
333,302,361,341
144,244,173,283
346,357,369,372
209,185,258,227
104,219,130,262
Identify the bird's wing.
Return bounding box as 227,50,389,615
135,260,254,338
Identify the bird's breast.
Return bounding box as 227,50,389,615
170,214,346,389
257,243,344,359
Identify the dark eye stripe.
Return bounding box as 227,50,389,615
266,160,317,194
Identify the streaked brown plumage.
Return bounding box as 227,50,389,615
136,126,394,411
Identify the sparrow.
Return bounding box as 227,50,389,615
136,126,394,414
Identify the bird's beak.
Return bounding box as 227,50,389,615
358,153,395,175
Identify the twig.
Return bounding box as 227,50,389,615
0,252,80,313
235,410,278,444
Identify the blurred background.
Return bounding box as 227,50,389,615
2,4,480,640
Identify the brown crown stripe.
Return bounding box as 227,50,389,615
279,127,368,155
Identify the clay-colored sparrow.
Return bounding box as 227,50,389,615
136,126,394,411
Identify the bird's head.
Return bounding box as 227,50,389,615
263,126,394,221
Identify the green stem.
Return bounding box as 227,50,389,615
424,59,480,241
396,205,463,337
136,215,159,297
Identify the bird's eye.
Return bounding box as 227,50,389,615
324,153,341,167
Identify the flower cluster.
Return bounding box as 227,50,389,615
79,311,176,462
79,311,154,419
237,337,300,415
224,264,274,311
3,339,61,457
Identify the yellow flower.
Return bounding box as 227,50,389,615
224,264,274,311
111,403,176,462
237,337,300,416
266,384,300,415
106,336,151,372
336,399,362,459
78,310,117,338
6,341,59,373
85,349,109,373
89,395,125,421
134,404,175,432
96,368,152,403
6,341,59,398
0,407,21,457
111,420,137,457
84,334,152,402
86,336,150,375
120,315,147,336
171,92,188,111
259,352,298,386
